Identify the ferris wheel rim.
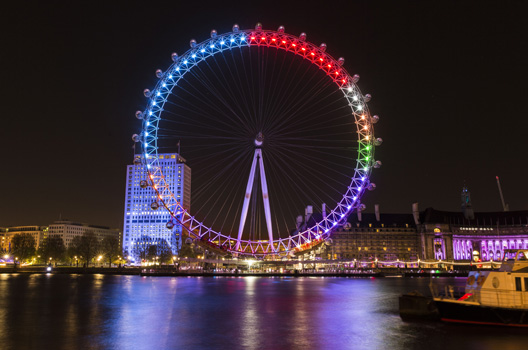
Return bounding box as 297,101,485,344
138,25,377,257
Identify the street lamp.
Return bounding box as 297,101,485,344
97,255,102,267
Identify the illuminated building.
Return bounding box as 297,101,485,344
122,153,191,263
47,221,120,248
0,227,7,252
418,207,528,262
330,209,419,262
1,226,48,252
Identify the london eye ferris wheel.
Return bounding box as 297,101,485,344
132,23,382,258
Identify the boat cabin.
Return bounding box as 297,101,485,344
463,249,528,309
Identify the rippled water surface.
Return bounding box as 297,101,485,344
0,274,527,350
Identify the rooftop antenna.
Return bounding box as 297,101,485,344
496,176,509,212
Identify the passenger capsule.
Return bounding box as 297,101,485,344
166,221,175,229
278,25,285,33
368,183,377,191
171,52,179,62
135,111,144,120
338,57,345,66
132,134,140,142
319,43,327,52
364,94,371,102
210,29,217,38
255,22,262,30
190,39,197,48
134,156,142,165
140,180,148,188
151,202,159,210
352,74,360,83
374,137,383,146
371,115,379,124
155,69,163,78
232,24,239,32
359,203,366,211
299,33,307,41
373,160,382,168
143,89,151,98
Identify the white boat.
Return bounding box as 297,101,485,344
432,249,528,326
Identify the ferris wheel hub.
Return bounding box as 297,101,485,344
254,132,264,147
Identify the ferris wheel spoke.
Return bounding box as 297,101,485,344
195,153,253,230
192,151,251,215
265,66,338,128
262,50,325,130
163,96,248,134
170,77,255,136
160,111,246,137
220,48,260,124
265,148,353,195
271,102,352,135
189,61,257,133
267,141,355,163
264,151,332,215
267,90,347,135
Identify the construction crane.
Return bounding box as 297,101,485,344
496,176,510,212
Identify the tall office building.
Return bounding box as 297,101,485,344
122,153,191,263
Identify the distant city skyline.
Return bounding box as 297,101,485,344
1,1,526,229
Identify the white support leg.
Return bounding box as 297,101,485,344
236,150,259,250
257,149,274,249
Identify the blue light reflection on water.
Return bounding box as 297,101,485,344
0,274,527,350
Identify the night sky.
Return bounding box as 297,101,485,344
1,1,526,229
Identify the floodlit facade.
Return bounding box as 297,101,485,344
122,153,191,263
330,212,419,262
47,221,120,248
418,207,528,262
1,226,48,252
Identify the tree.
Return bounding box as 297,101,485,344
131,236,174,265
100,236,120,267
65,246,79,266
71,231,99,266
11,233,36,262
131,235,150,263
153,239,173,264
38,236,66,264
178,241,197,258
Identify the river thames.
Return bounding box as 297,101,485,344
0,274,526,350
